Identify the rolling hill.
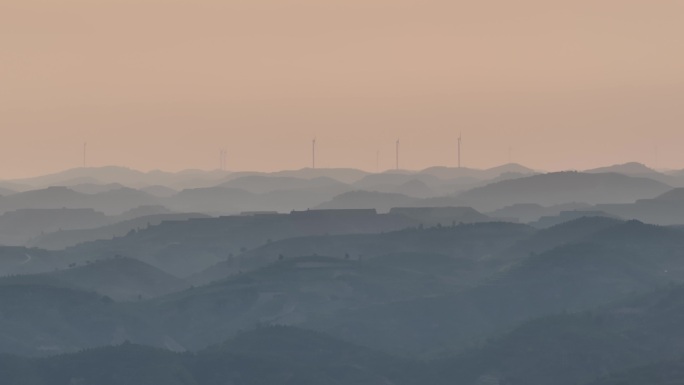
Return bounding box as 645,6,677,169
457,171,671,211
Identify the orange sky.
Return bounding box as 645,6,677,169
1,0,683,178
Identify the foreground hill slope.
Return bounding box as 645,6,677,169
149,255,474,350
309,228,683,356
0,327,433,385
0,284,167,355
435,283,684,385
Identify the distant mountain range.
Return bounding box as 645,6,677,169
4,162,684,384
1,164,684,254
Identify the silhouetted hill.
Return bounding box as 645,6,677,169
0,186,83,211
0,246,66,275
309,240,673,356
9,166,228,190
394,179,438,197
166,184,352,214
62,210,416,277
487,202,593,223
596,187,684,225
140,184,178,197
389,206,491,226
30,212,208,250
437,314,647,385
368,252,476,277
487,163,537,174
113,204,174,221
353,173,443,197
434,283,684,385
0,257,188,301
220,175,348,194
193,222,532,284
0,284,166,355
586,162,658,175
6,217,684,368
0,186,16,196
0,186,158,215
588,359,684,385
200,326,432,385
165,186,249,214
0,181,28,193
315,190,467,212
586,220,684,259
652,187,684,202
158,255,474,350
268,168,369,184
92,188,160,214
56,257,187,300
65,182,127,194
0,343,192,385
0,327,433,385
0,208,110,246
586,162,681,186
499,216,625,263
420,163,536,180
10,166,147,188
56,257,186,300
531,209,621,228
315,190,417,211
458,172,671,211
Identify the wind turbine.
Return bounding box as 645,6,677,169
457,133,462,168
312,137,316,169
395,139,400,170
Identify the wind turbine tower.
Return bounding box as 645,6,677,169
312,138,316,169
83,142,87,168
457,134,462,168
395,139,400,170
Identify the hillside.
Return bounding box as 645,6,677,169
434,283,684,385
192,222,532,284
149,255,473,350
308,241,673,356
0,284,167,355
54,257,188,300
220,175,349,194
420,163,536,180
458,172,671,212
315,190,418,211
29,213,208,250
499,216,625,262
61,210,417,277
588,359,684,385
0,326,433,385
0,208,110,246
596,187,684,225
0,186,158,216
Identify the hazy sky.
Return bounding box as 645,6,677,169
2,0,683,178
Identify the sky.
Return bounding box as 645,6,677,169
1,0,683,178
